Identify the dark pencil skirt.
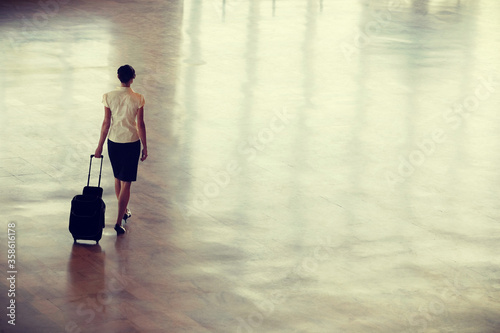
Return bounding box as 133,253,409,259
107,139,141,182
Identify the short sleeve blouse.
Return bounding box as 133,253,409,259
102,87,145,143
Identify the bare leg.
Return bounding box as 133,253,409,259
116,181,132,227
115,177,131,223
114,178,121,200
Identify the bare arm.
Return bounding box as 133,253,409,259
94,107,112,158
137,106,148,161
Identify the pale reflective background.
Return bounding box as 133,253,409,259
1,0,500,332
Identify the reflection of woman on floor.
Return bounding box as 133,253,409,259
94,64,148,235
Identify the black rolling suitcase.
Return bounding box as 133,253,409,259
69,155,106,244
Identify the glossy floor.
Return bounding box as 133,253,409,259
1,0,500,332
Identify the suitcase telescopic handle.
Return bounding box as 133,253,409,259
88,155,104,188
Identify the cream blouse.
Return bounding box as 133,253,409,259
102,87,145,143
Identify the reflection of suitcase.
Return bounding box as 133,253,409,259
69,155,105,244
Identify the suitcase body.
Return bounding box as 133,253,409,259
69,155,105,244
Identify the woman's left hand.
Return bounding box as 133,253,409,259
141,148,148,161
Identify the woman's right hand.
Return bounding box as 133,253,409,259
95,146,103,158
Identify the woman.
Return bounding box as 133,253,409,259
95,64,148,235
